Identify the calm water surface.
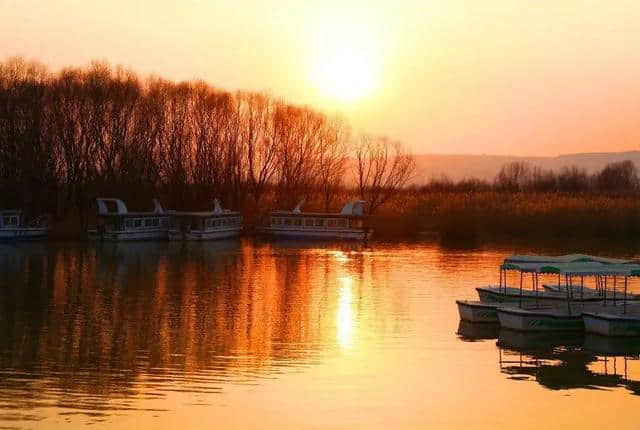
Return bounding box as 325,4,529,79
0,240,639,429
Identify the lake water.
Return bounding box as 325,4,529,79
0,240,638,429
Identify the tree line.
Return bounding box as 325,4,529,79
0,57,414,230
422,160,640,194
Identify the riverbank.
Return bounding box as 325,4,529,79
370,190,640,244
39,190,640,247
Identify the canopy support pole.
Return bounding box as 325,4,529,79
533,272,540,308
566,274,571,314
624,276,628,314
519,271,523,309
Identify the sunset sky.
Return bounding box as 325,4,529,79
2,0,640,156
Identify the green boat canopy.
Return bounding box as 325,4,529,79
504,254,637,265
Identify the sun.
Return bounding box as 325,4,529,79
311,22,381,103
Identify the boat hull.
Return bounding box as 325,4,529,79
477,286,603,304
456,300,501,323
583,312,640,337
0,228,48,241
497,307,584,332
168,228,241,241
261,227,372,240
90,229,168,241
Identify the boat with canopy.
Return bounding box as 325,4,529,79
496,262,640,332
167,199,242,241
457,253,640,324
582,268,640,336
88,198,170,241
0,210,48,241
262,200,372,240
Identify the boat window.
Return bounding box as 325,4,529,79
161,218,168,227
353,219,363,228
315,219,324,227
134,219,142,228
3,216,18,226
284,218,291,225
293,218,302,226
305,218,314,227
124,219,133,228
337,219,347,228
328,219,336,228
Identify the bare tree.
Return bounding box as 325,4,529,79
317,116,349,211
240,91,277,206
273,104,324,207
355,135,415,214
494,161,532,192
596,160,639,194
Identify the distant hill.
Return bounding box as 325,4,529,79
410,151,640,183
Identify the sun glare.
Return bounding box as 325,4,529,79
311,21,381,103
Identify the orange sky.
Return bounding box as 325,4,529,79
2,0,640,156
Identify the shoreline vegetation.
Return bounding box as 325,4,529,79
3,57,640,244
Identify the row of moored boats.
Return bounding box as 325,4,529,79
0,198,372,242
456,253,640,337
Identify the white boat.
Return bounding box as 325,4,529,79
456,299,560,324
497,305,586,332
167,199,242,241
495,262,640,332
261,200,372,240
0,210,48,241
582,269,640,336
456,300,506,323
476,285,605,304
88,198,169,241
476,259,640,304
583,306,640,337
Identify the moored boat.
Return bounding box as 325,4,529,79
261,200,372,240
88,198,169,241
0,210,48,241
456,300,504,323
581,269,640,337
167,199,242,241
582,309,640,337
495,262,640,332
476,285,605,304
477,259,640,304
497,305,586,332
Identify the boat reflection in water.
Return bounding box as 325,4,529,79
497,328,640,395
456,320,500,342
458,320,640,396
0,239,409,428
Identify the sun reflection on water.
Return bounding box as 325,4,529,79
336,276,355,349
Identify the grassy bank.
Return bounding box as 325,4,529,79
44,190,640,245
371,190,640,244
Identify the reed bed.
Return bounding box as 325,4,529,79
371,191,640,243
